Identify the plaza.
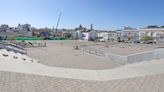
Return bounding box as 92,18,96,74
1,40,164,92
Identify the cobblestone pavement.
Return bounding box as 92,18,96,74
0,70,164,92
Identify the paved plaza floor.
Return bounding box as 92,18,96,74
1,40,164,92
0,70,164,92
27,41,121,69
81,42,162,55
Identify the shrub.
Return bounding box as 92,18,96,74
0,36,3,40
6,36,17,40
141,36,153,42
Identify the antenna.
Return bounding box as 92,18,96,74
56,12,62,32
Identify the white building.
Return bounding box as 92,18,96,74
77,30,82,39
81,32,90,40
139,28,164,42
17,24,31,33
81,30,97,41
77,30,97,41
6,27,18,33
0,24,9,32
97,31,116,42
120,30,139,42
116,28,164,43
89,30,97,41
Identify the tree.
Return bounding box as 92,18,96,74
0,36,3,40
111,38,115,42
141,36,153,42
161,26,164,28
7,36,17,40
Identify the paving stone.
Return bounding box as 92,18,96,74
0,71,164,92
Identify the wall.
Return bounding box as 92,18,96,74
126,51,154,64
104,53,127,64
105,48,164,64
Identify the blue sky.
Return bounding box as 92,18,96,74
0,0,164,29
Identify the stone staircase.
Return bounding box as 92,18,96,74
0,49,38,63
0,41,27,54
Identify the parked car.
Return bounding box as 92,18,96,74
146,40,156,44
141,40,156,44
133,40,140,43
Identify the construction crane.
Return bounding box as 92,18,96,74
55,12,62,32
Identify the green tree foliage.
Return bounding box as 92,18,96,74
161,26,164,28
0,36,3,40
111,38,115,42
6,36,17,40
141,36,153,42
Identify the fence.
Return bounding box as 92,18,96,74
16,37,44,40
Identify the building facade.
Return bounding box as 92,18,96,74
97,31,117,42
120,30,139,42
0,24,9,32
17,24,31,33
139,28,164,42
